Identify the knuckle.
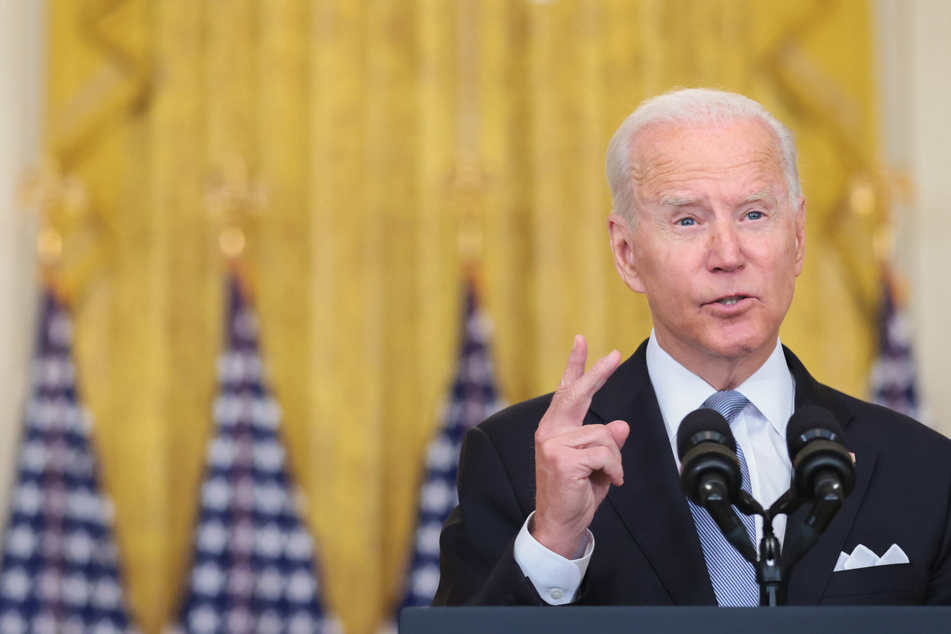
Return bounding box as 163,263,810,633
535,431,548,455
535,435,558,460
560,385,579,405
534,426,548,443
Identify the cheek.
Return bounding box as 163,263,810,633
643,259,686,299
646,257,699,311
639,239,685,280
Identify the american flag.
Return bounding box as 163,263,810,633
0,289,139,633
394,282,505,612
170,276,335,634
870,270,920,419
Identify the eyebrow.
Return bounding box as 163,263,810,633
659,195,698,207
741,188,774,204
659,188,777,208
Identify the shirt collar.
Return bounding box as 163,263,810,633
646,331,795,445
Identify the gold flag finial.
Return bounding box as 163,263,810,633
18,157,90,267
205,155,268,260
446,154,490,283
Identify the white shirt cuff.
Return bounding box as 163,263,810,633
512,511,594,605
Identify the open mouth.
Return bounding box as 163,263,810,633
713,295,748,306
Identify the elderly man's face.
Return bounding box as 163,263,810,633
609,118,805,379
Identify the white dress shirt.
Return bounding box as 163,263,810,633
512,332,796,605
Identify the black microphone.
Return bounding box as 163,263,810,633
678,409,757,563
782,406,856,569
786,406,855,507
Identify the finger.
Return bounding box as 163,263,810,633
537,424,625,483
557,335,588,390
575,445,625,486
549,423,624,455
606,420,630,451
549,349,621,421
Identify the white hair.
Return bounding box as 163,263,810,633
605,88,802,223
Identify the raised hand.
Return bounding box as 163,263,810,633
531,335,631,558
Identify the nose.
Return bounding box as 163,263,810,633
707,220,744,271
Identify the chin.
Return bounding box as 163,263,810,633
700,329,773,362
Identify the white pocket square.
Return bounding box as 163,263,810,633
834,544,909,572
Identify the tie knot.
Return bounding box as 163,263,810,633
703,390,749,423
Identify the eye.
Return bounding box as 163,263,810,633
676,217,696,227
745,210,764,220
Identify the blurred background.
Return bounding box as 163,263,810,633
1,0,950,632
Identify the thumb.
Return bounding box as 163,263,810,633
606,420,630,450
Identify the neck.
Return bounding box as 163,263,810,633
654,333,774,391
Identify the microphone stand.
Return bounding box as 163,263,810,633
733,487,841,606
734,491,784,606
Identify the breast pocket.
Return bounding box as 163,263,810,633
822,564,921,605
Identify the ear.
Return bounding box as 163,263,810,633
793,196,806,277
608,213,646,294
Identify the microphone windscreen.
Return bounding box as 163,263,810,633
786,406,845,456
677,408,735,459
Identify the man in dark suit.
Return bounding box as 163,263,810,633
432,88,951,607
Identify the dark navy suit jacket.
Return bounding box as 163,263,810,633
433,341,951,606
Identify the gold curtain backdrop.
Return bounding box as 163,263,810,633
41,1,886,632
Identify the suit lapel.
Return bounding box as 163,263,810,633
589,342,716,605
782,347,879,605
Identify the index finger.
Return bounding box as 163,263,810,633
545,344,622,430
557,335,588,390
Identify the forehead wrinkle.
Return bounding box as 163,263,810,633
636,158,782,206
628,121,789,213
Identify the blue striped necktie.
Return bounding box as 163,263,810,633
687,390,759,607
